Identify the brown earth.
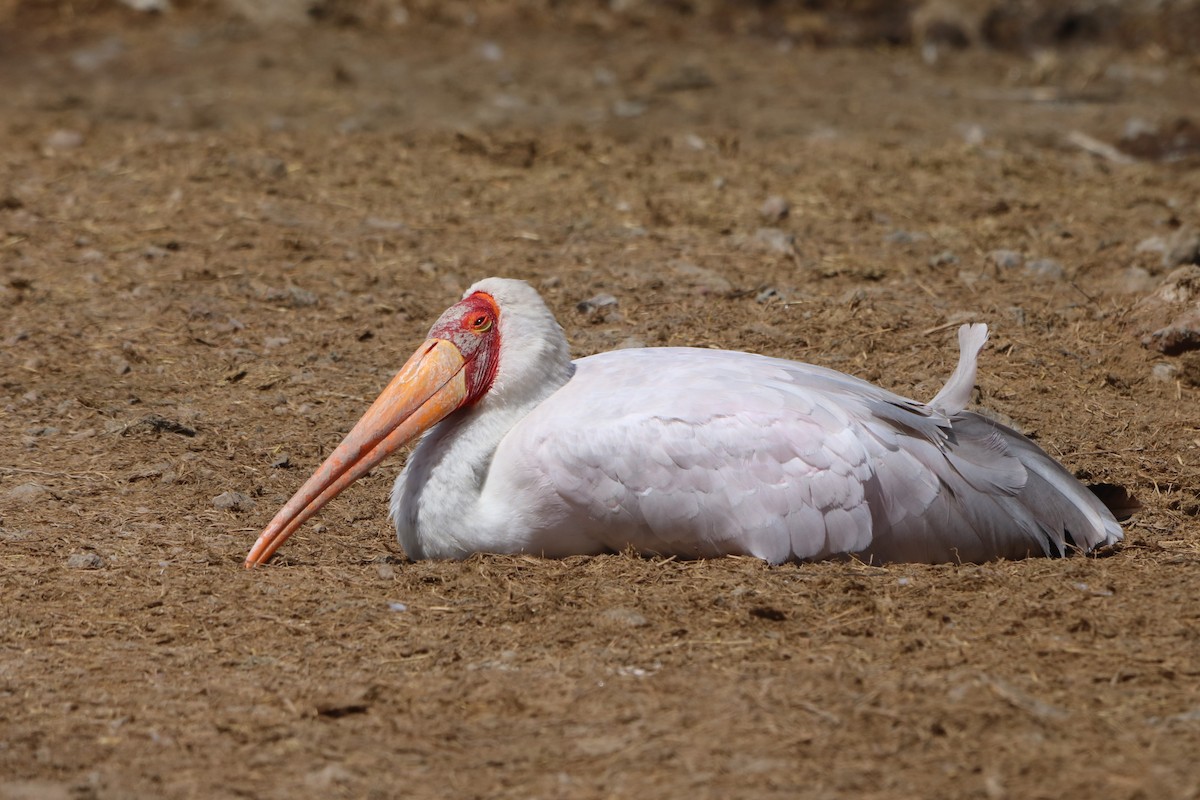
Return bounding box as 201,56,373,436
2,5,1200,799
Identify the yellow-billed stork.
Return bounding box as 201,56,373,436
245,277,1122,566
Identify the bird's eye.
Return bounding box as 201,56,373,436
469,314,492,333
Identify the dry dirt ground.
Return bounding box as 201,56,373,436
2,5,1200,799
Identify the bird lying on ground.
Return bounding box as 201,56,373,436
245,277,1124,567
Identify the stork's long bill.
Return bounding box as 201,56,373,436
244,292,500,567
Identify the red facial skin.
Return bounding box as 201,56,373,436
427,291,501,407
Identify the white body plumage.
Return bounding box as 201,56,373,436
388,279,1121,564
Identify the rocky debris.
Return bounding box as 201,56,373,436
1117,117,1200,164
884,230,927,245
126,462,177,484
598,606,649,628
611,99,647,119
44,129,84,152
758,195,790,223
751,228,797,255
1120,267,1156,294
5,483,53,504
1165,229,1200,268
71,36,124,72
263,286,318,307
988,249,1023,270
213,491,256,512
120,0,170,12
363,216,407,232
1136,228,1200,270
1144,309,1200,356
669,261,732,295
66,552,104,570
756,286,783,304
1025,258,1064,281
957,123,986,146
653,64,715,93
576,292,624,323
1131,266,1200,355
929,250,959,268
576,293,619,316
913,1,980,59
477,41,503,62
1067,131,1135,165
1151,363,1180,382
125,415,197,438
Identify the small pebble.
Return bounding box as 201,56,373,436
1151,363,1180,382
1025,259,1065,280
1145,310,1200,355
756,286,783,304
0,529,35,542
287,287,318,307
213,491,255,512
119,0,170,12
5,482,52,504
45,129,84,151
66,552,104,570
363,217,407,232
753,228,796,254
477,41,503,62
885,230,926,245
958,123,985,146
71,36,124,72
1135,235,1167,255
576,293,618,314
599,606,649,628
670,261,732,294
759,195,790,223
929,250,959,268
592,67,616,87
1121,267,1156,294
612,99,647,119
263,286,318,307
387,601,407,612
988,249,1023,270
1164,228,1200,269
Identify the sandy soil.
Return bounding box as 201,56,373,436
2,5,1200,798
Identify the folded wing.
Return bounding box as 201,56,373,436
504,326,1120,564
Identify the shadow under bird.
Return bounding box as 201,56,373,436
245,277,1124,567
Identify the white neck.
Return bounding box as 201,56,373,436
389,278,574,559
